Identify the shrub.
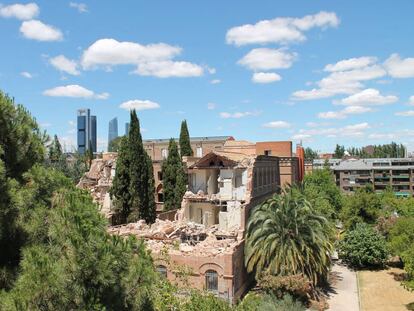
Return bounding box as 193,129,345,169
237,293,305,311
339,223,389,268
257,273,311,301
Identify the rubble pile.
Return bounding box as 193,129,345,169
108,218,241,257
77,159,116,207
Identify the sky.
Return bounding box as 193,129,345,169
1,1,414,153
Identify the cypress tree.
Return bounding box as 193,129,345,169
109,136,130,224
179,120,193,157
127,110,156,224
162,139,187,210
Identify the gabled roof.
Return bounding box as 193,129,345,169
189,151,245,169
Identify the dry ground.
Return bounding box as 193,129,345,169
358,267,414,311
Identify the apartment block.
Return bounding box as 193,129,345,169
333,158,414,197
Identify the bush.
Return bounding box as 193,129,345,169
339,223,389,268
257,273,311,301
237,293,305,311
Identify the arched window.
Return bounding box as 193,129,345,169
156,265,167,278
205,270,218,292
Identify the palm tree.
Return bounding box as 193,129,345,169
245,185,333,286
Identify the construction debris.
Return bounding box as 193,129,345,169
77,158,116,218
108,218,240,257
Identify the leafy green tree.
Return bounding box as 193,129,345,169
162,139,187,211
304,147,318,161
128,110,156,224
179,120,193,157
388,217,414,288
341,186,381,229
303,168,343,219
108,136,123,152
339,223,389,268
110,136,131,224
245,186,333,286
334,144,345,158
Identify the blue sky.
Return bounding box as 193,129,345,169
1,1,414,153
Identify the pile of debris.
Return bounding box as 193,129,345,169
77,158,116,218
108,218,241,257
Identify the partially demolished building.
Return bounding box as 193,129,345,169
79,151,280,303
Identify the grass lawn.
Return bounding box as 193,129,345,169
358,267,414,311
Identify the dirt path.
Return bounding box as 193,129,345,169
327,263,360,311
358,268,414,311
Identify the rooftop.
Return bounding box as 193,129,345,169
143,136,234,144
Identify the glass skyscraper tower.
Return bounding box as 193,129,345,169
108,117,118,151
77,108,97,154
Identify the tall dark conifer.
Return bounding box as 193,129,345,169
127,110,156,223
179,120,193,157
162,139,187,210
109,136,130,224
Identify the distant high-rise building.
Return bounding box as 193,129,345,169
125,122,130,136
77,108,97,154
108,117,118,151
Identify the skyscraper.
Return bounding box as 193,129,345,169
77,108,97,154
108,117,118,151
125,122,130,136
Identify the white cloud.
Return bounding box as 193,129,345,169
81,39,181,68
226,11,339,46
50,55,80,75
252,72,281,83
207,102,216,110
395,110,414,117
262,121,291,128
292,65,386,100
219,111,259,119
318,105,373,119
0,3,39,20
410,96,414,106
238,48,296,71
119,99,160,111
291,133,312,141
133,60,203,78
20,71,33,78
368,133,396,140
210,79,221,84
43,85,109,99
324,56,377,72
338,88,397,106
20,20,63,41
384,53,414,78
80,38,204,78
69,2,88,13
292,122,370,140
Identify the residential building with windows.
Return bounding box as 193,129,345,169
333,158,414,197
77,108,97,154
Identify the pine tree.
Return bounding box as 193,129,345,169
179,120,193,157
127,110,156,224
110,137,131,224
49,135,63,162
162,139,187,211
